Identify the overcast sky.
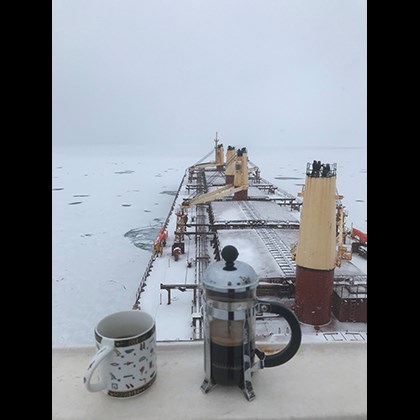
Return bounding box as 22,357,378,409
52,0,366,156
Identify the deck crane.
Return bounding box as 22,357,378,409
172,143,251,258
188,135,260,185
172,183,248,257
291,173,352,266
187,133,225,183
335,200,352,266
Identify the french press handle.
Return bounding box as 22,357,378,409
256,300,302,368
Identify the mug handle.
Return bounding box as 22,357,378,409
255,300,302,368
83,338,114,392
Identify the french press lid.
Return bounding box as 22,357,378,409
202,245,259,294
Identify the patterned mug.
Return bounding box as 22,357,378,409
83,310,157,398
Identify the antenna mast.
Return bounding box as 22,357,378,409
214,132,218,149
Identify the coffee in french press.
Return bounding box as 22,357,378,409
201,245,302,400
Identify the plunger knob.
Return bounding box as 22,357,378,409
221,245,238,271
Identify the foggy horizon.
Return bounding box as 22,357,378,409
52,0,367,156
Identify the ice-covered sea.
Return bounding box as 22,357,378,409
52,144,366,347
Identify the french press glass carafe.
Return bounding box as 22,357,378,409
201,245,302,401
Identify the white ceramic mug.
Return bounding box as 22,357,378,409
83,310,157,398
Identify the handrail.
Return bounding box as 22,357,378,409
132,170,187,309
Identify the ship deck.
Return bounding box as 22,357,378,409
52,157,367,420
135,165,367,343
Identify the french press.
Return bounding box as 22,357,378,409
200,245,302,401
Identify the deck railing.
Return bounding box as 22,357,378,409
132,170,187,309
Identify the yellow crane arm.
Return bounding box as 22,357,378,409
182,185,247,208
189,161,218,170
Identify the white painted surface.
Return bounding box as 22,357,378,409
52,342,367,420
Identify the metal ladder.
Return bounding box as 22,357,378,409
256,229,296,277
238,202,296,277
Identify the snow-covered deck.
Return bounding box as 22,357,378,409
212,199,299,223
52,341,367,420
135,164,367,343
